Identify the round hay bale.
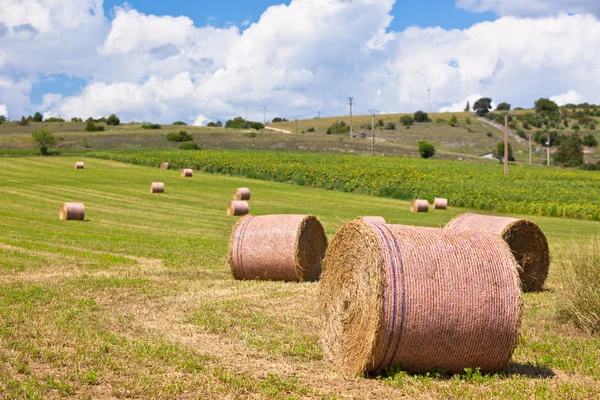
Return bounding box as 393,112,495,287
434,198,448,210
232,187,251,201
410,199,429,213
59,202,85,221
227,200,249,216
150,182,164,193
181,169,193,177
160,162,170,170
358,216,386,224
75,162,84,169
319,220,522,376
228,214,328,282
445,213,550,292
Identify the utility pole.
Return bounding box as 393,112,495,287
529,132,532,164
428,89,431,114
348,97,354,139
317,111,321,135
369,109,379,156
245,106,248,121
547,133,551,166
263,105,267,125
504,114,509,176
295,118,298,135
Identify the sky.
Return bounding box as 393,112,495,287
1,0,600,124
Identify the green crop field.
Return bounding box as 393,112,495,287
0,156,599,398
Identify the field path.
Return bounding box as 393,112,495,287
478,117,542,153
264,126,292,134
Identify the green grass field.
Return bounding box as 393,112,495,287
0,156,599,398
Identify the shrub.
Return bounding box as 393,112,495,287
384,122,396,130
553,136,583,166
400,116,414,126
435,118,446,124
166,131,193,142
142,123,161,130
172,121,188,126
18,116,29,126
486,131,493,137
418,141,436,159
465,116,471,125
413,111,428,122
496,102,511,111
493,142,515,162
448,115,458,127
207,121,222,127
590,123,596,131
360,123,372,130
326,121,349,135
583,134,598,147
376,119,384,128
0,115,6,124
307,127,315,132
33,112,43,122
245,131,257,138
272,117,288,123
249,122,265,131
523,121,530,130
85,120,104,132
179,142,200,150
31,129,57,155
71,117,82,122
106,114,120,126
44,117,65,123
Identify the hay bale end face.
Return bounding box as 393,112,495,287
319,220,522,376
75,162,84,169
227,200,249,216
359,216,386,224
232,187,251,201
445,213,550,292
410,199,429,213
150,182,165,193
228,214,328,282
181,169,193,177
434,198,448,210
160,162,170,170
59,202,85,221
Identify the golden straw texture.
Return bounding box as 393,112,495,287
228,214,327,282
59,202,85,221
232,187,251,201
150,182,165,193
319,220,522,375
227,201,249,216
434,198,448,210
359,216,386,224
445,213,550,292
410,199,429,213
181,169,193,177
75,162,84,169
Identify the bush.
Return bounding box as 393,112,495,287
45,117,65,123
272,117,288,123
250,122,265,131
106,114,120,126
486,131,493,137
179,142,200,150
71,117,82,122
583,134,598,147
18,117,29,126
172,121,188,126
166,131,193,142
360,123,372,130
435,118,446,124
400,116,414,126
493,142,515,162
31,129,57,155
207,121,222,127
384,122,396,130
496,102,511,111
0,115,6,124
418,141,436,159
85,120,104,132
326,121,349,135
142,123,161,130
307,127,315,132
413,111,428,122
465,116,471,125
448,115,458,127
376,119,384,128
553,136,583,166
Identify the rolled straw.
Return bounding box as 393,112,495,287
227,201,249,216
75,162,84,169
181,169,193,177
228,214,328,282
445,213,550,292
319,220,522,376
59,202,85,221
232,187,251,201
410,199,429,213
434,198,448,210
150,182,165,193
160,162,170,170
359,216,386,224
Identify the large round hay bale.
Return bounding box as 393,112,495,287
59,202,85,221
232,187,251,201
445,213,550,292
227,200,249,216
150,182,164,193
410,199,429,213
181,169,193,177
228,214,328,282
319,220,522,376
434,197,448,210
358,216,386,224
160,162,170,170
75,162,84,169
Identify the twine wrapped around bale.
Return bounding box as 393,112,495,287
434,198,448,210
59,202,85,221
227,200,249,216
232,187,251,201
445,213,550,292
358,216,386,224
228,214,328,282
75,162,84,169
150,182,164,193
319,220,522,375
410,199,429,213
160,162,170,170
181,169,193,177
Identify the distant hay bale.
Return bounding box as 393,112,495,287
227,200,249,216
359,216,386,224
181,169,193,177
160,162,170,170
319,220,522,376
232,187,251,201
59,202,85,221
228,214,328,282
445,213,550,292
434,198,448,210
75,162,84,169
150,182,164,193
410,199,429,213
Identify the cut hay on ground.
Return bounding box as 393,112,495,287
228,214,328,282
59,202,85,221
150,182,164,193
227,200,249,216
434,198,448,210
445,213,550,292
232,187,251,201
181,169,193,177
75,162,84,169
358,216,386,224
410,199,429,213
160,162,170,170
319,220,522,375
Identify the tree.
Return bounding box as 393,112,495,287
18,116,29,126
553,136,583,166
493,142,515,163
418,141,436,159
384,122,396,130
207,121,223,127
172,121,188,126
400,115,414,126
31,129,57,155
473,98,493,117
496,102,511,111
33,112,43,122
249,122,265,131
535,98,559,115
106,114,120,126
326,121,349,135
464,101,470,112
0,115,6,124
85,119,104,132
583,134,597,147
413,110,428,123
448,115,458,126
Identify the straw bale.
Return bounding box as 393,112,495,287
319,220,522,375
228,214,328,282
75,162,84,169
410,199,429,213
227,200,249,216
434,198,448,210
59,202,85,221
359,216,386,224
232,187,251,201
445,213,550,292
160,162,170,170
181,169,193,177
150,182,164,193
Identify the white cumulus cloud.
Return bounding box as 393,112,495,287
550,90,585,106
456,0,600,17
0,104,7,117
